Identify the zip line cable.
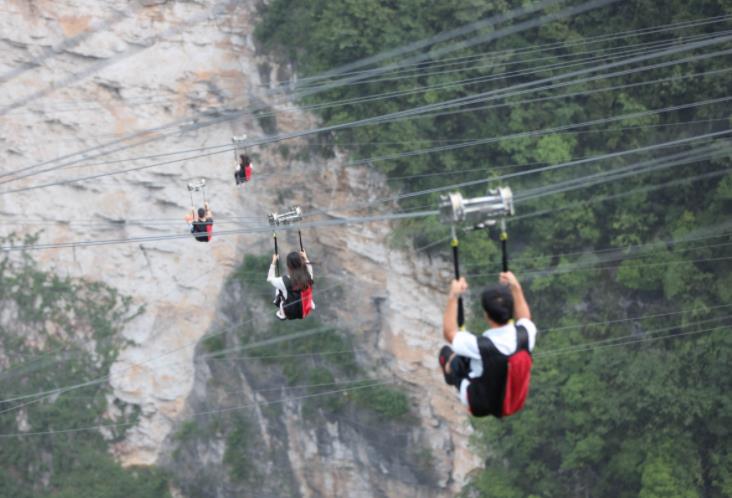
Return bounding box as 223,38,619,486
0,2,652,195
3,91,728,198
290,27,732,91
5,235,731,379
0,211,439,252
342,91,731,168
5,263,730,391
0,380,396,439
8,59,729,191
512,167,732,223
513,144,729,202
390,62,732,126
2,317,729,439
405,165,732,255
481,241,732,282
0,21,719,146
0,273,351,378
54,375,374,401
2,247,729,402
537,322,731,358
282,14,732,89
278,30,732,114
6,12,724,124
543,303,732,333
2,224,727,313
4,24,728,192
302,121,732,218
0,136,726,252
2,113,728,233
279,0,572,87
464,239,732,280
11,230,731,385
0,283,349,409
537,315,732,356
0,0,592,181
274,0,618,99
7,21,728,189
466,255,732,282
420,32,732,115
465,226,732,269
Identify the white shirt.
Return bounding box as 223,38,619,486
267,262,315,307
450,318,537,405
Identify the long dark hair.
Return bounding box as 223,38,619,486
286,251,312,290
239,154,251,166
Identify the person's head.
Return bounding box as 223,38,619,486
286,251,312,290
197,207,206,219
239,154,250,166
481,284,514,326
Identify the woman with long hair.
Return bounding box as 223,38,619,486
267,250,314,320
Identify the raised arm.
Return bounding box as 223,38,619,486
301,251,313,280
442,278,468,343
267,254,288,292
499,271,530,321
187,207,197,223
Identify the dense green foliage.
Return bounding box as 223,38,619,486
0,236,170,498
256,1,732,496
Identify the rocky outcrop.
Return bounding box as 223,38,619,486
0,0,480,495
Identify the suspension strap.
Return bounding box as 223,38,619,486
451,226,465,330
500,218,508,272
273,232,281,277
298,229,304,252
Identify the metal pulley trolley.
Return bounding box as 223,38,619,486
187,178,208,207
268,206,305,277
439,186,514,329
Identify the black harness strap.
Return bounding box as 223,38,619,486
516,324,529,352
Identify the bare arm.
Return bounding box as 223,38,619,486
187,208,197,223
267,254,287,294
301,251,313,280
442,278,468,343
500,271,530,321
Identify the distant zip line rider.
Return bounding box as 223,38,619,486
438,271,537,418
234,154,252,185
187,202,214,242
267,250,314,320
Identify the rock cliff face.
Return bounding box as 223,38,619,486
0,0,480,495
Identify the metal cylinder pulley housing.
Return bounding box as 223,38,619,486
439,192,465,224
187,178,206,192
440,186,514,225
268,206,303,226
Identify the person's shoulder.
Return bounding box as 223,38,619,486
452,330,478,347
454,330,478,342
516,318,536,329
516,318,537,334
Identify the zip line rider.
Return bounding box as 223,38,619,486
187,202,214,242
267,250,315,320
234,154,252,185
438,271,537,418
